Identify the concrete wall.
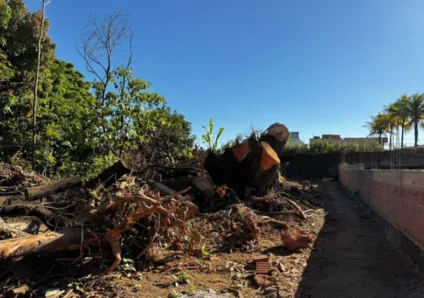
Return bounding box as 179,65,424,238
345,150,424,169
281,153,341,181
339,163,424,250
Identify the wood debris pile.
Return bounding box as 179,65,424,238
0,123,325,297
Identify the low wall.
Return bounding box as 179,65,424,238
345,150,424,169
339,163,424,268
281,153,341,181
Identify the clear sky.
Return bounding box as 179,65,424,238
25,0,424,146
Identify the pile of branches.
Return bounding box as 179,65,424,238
0,161,200,276
0,123,324,296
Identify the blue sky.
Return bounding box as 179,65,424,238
25,0,424,146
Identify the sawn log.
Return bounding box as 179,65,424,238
204,123,289,197
0,227,86,259
25,177,82,200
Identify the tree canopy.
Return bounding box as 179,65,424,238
0,2,194,177
367,93,424,148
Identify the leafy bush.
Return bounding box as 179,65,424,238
284,139,384,155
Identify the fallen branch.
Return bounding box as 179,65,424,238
150,181,185,201
0,227,87,259
284,198,306,220
25,177,82,200
0,199,55,219
256,216,288,229
253,209,303,218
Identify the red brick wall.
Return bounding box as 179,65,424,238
339,164,424,249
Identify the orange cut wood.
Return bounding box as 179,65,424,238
259,142,280,172
232,140,249,162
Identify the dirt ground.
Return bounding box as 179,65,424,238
2,179,424,297
296,180,424,298
80,181,424,298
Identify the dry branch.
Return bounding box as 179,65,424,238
285,198,307,219
25,177,82,200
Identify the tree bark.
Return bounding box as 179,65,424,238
415,120,419,147
0,227,85,259
0,198,54,219
401,119,405,149
83,160,131,189
32,0,47,171
204,124,288,197
25,176,82,200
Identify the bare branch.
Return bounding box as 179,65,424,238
77,10,133,104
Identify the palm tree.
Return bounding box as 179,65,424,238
365,113,390,146
404,93,424,147
384,103,401,150
391,95,411,149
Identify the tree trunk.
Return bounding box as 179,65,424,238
401,119,405,149
204,123,289,197
25,176,82,200
0,227,86,259
32,0,47,171
415,120,419,147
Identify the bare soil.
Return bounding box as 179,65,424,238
85,181,424,298
296,180,424,298
2,179,424,298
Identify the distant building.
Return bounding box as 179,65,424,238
310,134,343,145
322,134,341,140
288,132,303,145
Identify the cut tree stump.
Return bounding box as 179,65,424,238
25,177,82,200
259,142,281,172
204,123,289,197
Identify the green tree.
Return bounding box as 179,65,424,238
405,93,424,147
384,103,402,150
390,94,411,149
134,107,195,166
365,113,390,146
79,11,195,172
0,0,13,81
0,0,55,91
0,0,56,168
35,60,98,176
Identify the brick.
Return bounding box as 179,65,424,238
255,261,272,274
414,192,424,207
253,255,269,263
402,200,413,232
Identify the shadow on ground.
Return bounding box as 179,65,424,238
295,181,424,298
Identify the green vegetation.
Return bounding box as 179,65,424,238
201,118,224,151
0,2,194,177
366,93,424,148
284,139,383,155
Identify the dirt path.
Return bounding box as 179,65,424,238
296,181,424,298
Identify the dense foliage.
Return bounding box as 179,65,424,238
284,139,383,155
0,1,194,177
